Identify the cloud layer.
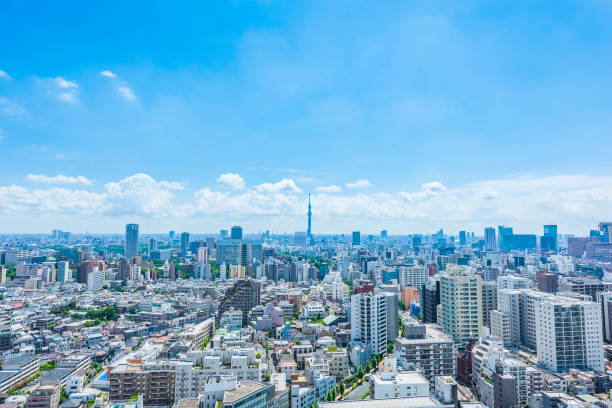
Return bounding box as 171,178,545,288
1,172,611,234
26,174,93,186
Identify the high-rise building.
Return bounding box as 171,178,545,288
217,239,241,266
350,292,388,355
381,230,388,239
125,223,139,259
497,226,513,251
57,261,70,283
394,325,456,383
231,226,243,240
0,327,11,351
599,222,612,243
535,297,604,372
558,277,612,301
459,231,467,246
352,231,361,246
307,194,312,238
87,268,105,290
497,275,530,290
438,268,482,342
481,281,498,328
218,279,261,326
398,266,428,289
77,261,93,284
493,365,518,408
541,225,558,252
148,238,157,254
119,258,131,280
485,227,496,250
380,292,399,341
599,293,612,343
536,271,558,293
412,235,422,249
420,281,440,324
180,232,190,257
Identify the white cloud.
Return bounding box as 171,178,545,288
118,86,135,100
346,179,371,188
26,174,93,186
53,77,79,103
217,173,246,190
55,77,78,89
316,185,342,193
58,92,77,103
0,97,26,116
255,178,302,193
0,70,11,80
100,70,136,100
421,181,446,192
103,173,184,216
476,186,500,200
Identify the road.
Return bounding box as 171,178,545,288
345,381,369,401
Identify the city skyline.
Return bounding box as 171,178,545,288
0,172,611,234
3,3,612,408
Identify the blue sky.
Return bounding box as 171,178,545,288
1,0,612,234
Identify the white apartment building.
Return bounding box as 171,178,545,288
290,385,315,408
490,309,512,346
471,332,528,407
398,266,428,289
369,355,429,400
177,318,216,349
87,268,105,291
535,297,604,373
301,302,326,320
497,275,530,290
220,309,243,332
350,292,388,355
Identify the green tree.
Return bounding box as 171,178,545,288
60,387,68,403
339,380,345,394
357,366,364,379
366,361,371,372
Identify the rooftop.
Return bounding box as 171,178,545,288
176,399,201,408
371,372,429,386
319,397,443,408
223,382,267,403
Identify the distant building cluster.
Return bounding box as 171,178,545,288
0,208,612,408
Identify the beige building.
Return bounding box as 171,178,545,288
438,268,483,342
26,385,59,408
